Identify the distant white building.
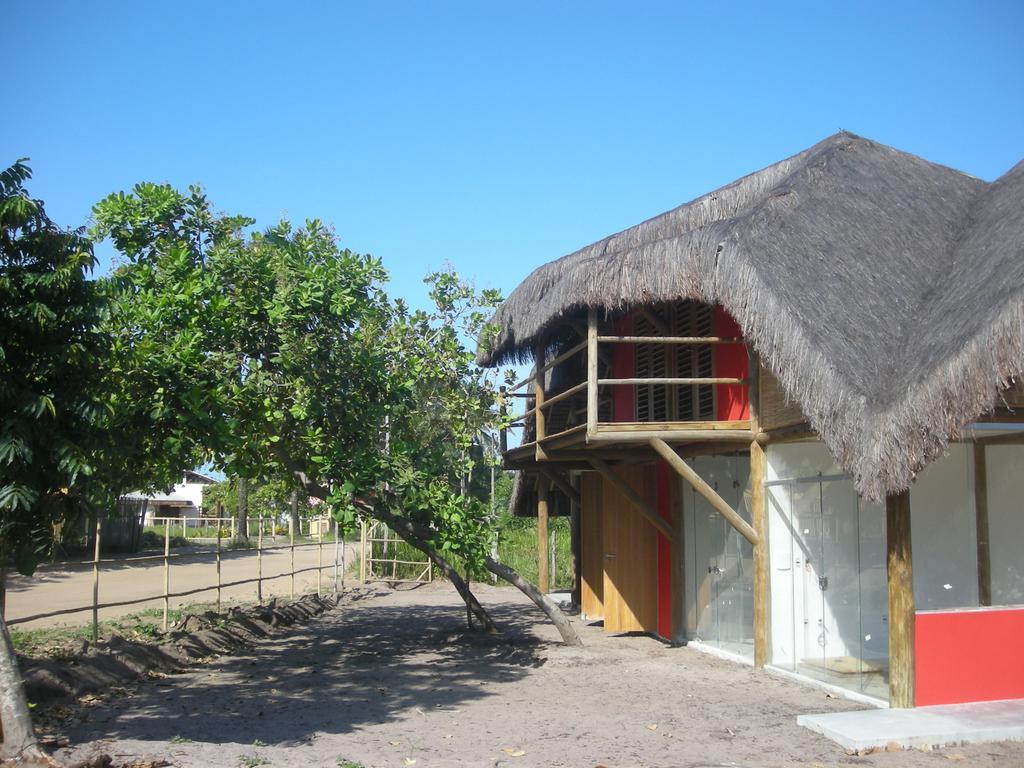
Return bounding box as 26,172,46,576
129,470,218,524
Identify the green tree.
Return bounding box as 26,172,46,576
203,477,301,523
94,183,579,643
0,160,108,760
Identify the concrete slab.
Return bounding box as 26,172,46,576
798,699,1024,751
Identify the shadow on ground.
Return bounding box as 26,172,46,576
62,591,550,747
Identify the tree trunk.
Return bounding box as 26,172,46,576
361,501,582,646
368,505,498,634
0,611,46,761
289,490,300,539
236,477,249,543
484,556,582,646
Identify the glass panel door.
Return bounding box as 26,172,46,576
820,479,863,686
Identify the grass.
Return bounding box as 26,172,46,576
362,517,574,589
9,602,221,657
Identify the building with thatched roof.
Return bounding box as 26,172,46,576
477,132,1024,710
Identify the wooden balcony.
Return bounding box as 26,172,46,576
499,307,760,469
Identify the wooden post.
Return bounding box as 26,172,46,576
491,463,499,584
887,489,915,708
534,341,546,461
974,442,992,607
538,478,550,594
290,511,296,599
750,439,769,667
334,519,340,594
92,514,102,643
216,510,223,613
360,518,368,583
587,307,598,437
499,385,508,455
162,519,170,632
257,516,263,604
671,476,686,647
549,525,556,588
570,475,581,608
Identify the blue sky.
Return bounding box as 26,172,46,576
6,1,1023,310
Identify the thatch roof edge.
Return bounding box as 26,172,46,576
476,134,1024,500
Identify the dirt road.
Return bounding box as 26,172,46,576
5,541,357,628
53,582,1024,768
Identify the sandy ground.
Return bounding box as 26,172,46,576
46,582,1024,768
6,542,356,628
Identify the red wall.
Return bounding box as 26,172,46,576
613,315,635,421
916,608,1024,705
611,308,750,423
712,307,749,421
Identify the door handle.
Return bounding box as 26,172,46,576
818,576,828,591
604,553,617,559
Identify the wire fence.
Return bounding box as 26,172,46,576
6,515,344,642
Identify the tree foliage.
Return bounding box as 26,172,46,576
93,183,505,571
0,161,109,575
202,477,306,520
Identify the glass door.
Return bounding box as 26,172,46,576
768,472,889,700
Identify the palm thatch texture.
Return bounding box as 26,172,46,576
478,132,1024,501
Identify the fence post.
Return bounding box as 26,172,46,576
550,526,556,589
257,516,263,604
317,518,323,597
334,519,340,595
92,514,102,643
359,518,367,583
290,515,295,600
162,520,170,632
216,514,222,613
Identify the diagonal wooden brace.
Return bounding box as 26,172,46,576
589,458,674,541
648,437,759,546
538,467,581,507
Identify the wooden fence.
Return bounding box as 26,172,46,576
5,515,343,642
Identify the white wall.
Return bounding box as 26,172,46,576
985,445,1024,605
909,444,979,610
766,441,887,670
765,441,842,482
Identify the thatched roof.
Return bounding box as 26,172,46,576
477,132,1024,501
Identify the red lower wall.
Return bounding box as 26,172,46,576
916,607,1024,705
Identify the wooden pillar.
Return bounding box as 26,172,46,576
747,346,769,667
887,489,915,708
750,440,769,667
534,342,546,442
670,476,686,646
537,477,550,594
587,307,598,437
974,442,992,606
570,475,582,609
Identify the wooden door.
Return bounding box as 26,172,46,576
580,473,604,619
602,464,659,633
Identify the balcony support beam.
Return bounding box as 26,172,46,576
649,437,759,546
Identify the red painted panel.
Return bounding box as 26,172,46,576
712,307,749,421
612,314,635,422
656,461,672,640
916,608,1024,705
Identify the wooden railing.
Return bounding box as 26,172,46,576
499,307,751,457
